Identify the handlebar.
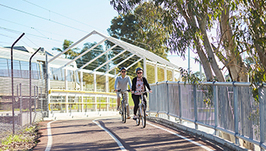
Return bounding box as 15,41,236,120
117,89,130,93
134,91,150,93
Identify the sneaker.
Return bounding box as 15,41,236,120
117,106,119,111
133,115,137,120
127,116,131,119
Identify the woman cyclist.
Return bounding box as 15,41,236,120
131,67,152,120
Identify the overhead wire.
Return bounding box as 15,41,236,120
0,26,62,43
0,1,166,74
19,0,156,51
24,36,39,47
21,0,102,32
0,17,71,38
0,33,15,39
0,3,88,33
0,1,156,55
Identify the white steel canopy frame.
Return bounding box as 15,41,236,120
46,30,180,118
48,30,179,74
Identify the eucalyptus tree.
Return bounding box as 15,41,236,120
110,0,223,81
232,0,266,84
107,2,172,74
110,0,254,82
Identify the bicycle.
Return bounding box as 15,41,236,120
117,89,130,123
134,91,149,128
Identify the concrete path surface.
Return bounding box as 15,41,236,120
33,115,227,151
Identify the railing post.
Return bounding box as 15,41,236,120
259,85,265,151
65,69,69,113
45,51,50,118
213,81,219,135
40,87,43,118
11,33,25,134
29,47,41,124
34,86,36,113
19,83,22,113
233,81,239,145
166,81,170,120
193,84,198,130
178,81,182,123
70,101,72,116
85,97,88,114
51,103,53,116
156,82,158,115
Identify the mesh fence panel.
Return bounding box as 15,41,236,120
238,86,260,141
149,85,157,112
217,85,234,131
196,85,215,126
148,82,266,148
158,83,167,112
180,84,194,120
168,83,180,117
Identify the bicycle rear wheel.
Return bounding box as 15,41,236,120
141,105,146,128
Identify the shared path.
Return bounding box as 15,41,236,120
33,115,227,151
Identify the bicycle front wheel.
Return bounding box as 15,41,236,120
123,103,127,123
121,101,126,123
136,109,140,126
141,106,146,128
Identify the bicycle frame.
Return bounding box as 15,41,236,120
135,91,148,128
118,89,130,123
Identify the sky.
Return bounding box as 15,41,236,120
0,0,200,73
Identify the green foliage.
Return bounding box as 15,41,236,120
202,85,214,107
52,39,79,59
179,67,202,85
249,67,265,102
107,2,171,73
244,55,266,102
76,42,108,72
1,125,37,150
179,67,214,106
54,40,109,73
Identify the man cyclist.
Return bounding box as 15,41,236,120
131,67,152,120
114,67,132,119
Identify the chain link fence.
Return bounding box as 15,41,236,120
0,75,47,140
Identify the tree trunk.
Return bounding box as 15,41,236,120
195,39,214,81
183,6,214,81
198,16,225,82
220,5,247,82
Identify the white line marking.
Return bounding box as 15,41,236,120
147,122,213,151
93,120,126,151
45,120,56,151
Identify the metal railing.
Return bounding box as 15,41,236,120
149,81,266,151
48,89,118,118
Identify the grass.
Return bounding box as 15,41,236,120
0,124,38,151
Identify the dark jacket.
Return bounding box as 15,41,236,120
131,77,151,95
